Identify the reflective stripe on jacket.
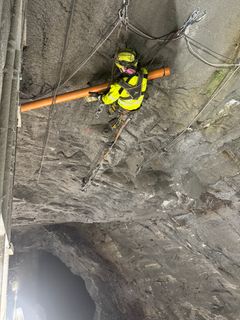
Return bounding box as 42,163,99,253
102,67,148,111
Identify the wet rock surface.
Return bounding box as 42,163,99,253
12,0,240,319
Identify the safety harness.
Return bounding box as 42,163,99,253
118,71,147,100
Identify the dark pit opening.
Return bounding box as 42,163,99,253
8,250,95,320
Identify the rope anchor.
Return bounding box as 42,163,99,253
119,0,130,25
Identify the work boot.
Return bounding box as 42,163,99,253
109,117,121,129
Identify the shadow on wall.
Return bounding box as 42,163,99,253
126,0,178,67
8,251,96,320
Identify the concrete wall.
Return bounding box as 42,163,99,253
0,3,13,319
0,0,25,319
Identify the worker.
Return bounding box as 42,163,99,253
91,49,148,117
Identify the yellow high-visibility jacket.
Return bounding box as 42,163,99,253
102,67,148,111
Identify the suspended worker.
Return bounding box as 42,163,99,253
91,49,148,116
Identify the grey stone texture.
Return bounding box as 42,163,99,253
12,0,240,319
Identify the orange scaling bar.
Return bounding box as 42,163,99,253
21,67,171,112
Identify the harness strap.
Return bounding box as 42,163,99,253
118,72,145,100
119,87,124,94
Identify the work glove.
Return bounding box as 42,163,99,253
89,92,102,102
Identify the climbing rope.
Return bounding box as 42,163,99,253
126,9,206,42
121,7,240,69
181,8,206,31
181,10,240,68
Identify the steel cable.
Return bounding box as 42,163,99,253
185,35,240,68
127,22,182,41
185,34,235,61
185,41,233,63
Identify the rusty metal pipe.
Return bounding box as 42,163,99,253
21,67,170,112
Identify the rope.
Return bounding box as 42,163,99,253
185,35,235,62
81,114,131,191
123,7,239,69
147,30,179,66
185,41,233,63
110,20,124,84
125,8,206,42
21,9,235,103
181,8,206,30
185,35,240,68
124,8,206,66
37,0,76,182
127,22,181,42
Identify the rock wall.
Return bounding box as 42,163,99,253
12,0,240,319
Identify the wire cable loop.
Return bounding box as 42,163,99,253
125,9,206,43
185,35,235,62
182,8,206,30
184,35,240,68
